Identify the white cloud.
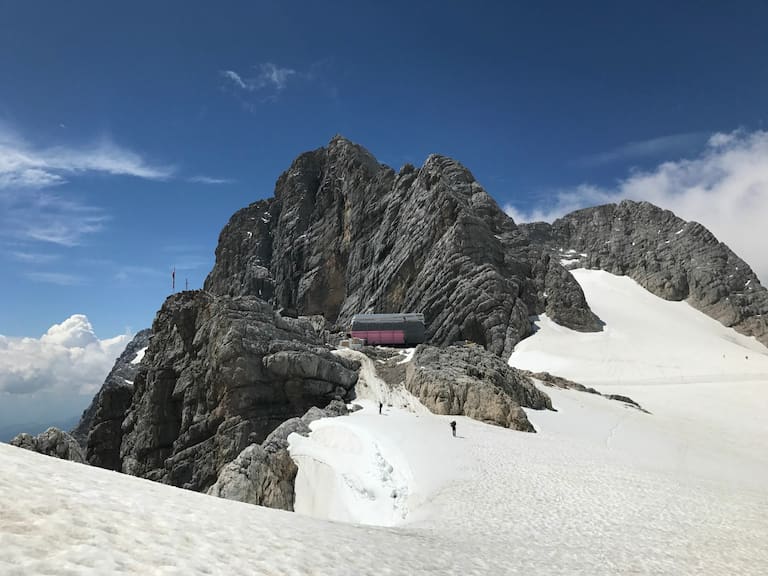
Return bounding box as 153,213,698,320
188,175,235,185
578,132,707,166
221,70,247,90
258,63,295,91
0,124,174,247
10,251,60,264
24,271,84,286
220,63,297,102
0,315,129,396
0,128,174,190
505,129,768,285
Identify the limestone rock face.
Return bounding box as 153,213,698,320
119,290,359,492
86,383,135,470
520,200,768,346
70,329,151,470
204,136,601,358
10,427,85,463
404,344,553,432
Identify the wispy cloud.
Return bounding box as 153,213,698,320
114,265,165,282
0,124,173,247
220,62,300,104
24,271,85,286
0,127,174,190
9,251,60,264
505,129,768,285
0,188,109,246
221,70,247,90
188,175,235,185
577,132,708,167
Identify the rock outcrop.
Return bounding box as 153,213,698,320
71,329,150,446
10,427,85,463
405,344,553,432
119,291,359,492
204,135,601,358
207,402,348,510
521,200,768,346
521,370,648,412
70,329,151,470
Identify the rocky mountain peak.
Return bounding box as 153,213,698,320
520,199,768,346
204,136,600,355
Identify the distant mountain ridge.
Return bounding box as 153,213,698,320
520,200,768,347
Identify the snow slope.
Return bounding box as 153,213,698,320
510,269,768,490
2,269,767,574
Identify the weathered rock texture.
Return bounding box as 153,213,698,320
204,135,601,358
119,290,359,492
405,344,553,432
521,200,768,346
70,330,151,470
10,427,85,463
207,402,347,510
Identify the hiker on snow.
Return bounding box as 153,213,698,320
379,401,383,414
450,420,457,437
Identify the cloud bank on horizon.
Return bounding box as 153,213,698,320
0,315,128,428
505,130,768,285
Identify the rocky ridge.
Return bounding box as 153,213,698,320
10,427,85,463
70,329,151,462
520,200,768,346
521,370,648,413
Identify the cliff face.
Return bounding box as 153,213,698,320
118,291,359,492
520,200,768,346
205,136,601,357
71,329,151,457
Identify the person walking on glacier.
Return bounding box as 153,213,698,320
450,420,457,437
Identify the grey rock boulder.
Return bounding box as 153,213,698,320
405,344,553,432
208,402,349,509
207,417,311,510
10,427,85,463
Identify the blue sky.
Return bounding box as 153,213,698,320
2,1,768,429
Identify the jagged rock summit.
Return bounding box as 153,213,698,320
205,135,601,357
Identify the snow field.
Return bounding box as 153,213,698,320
510,269,768,386
2,269,767,574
